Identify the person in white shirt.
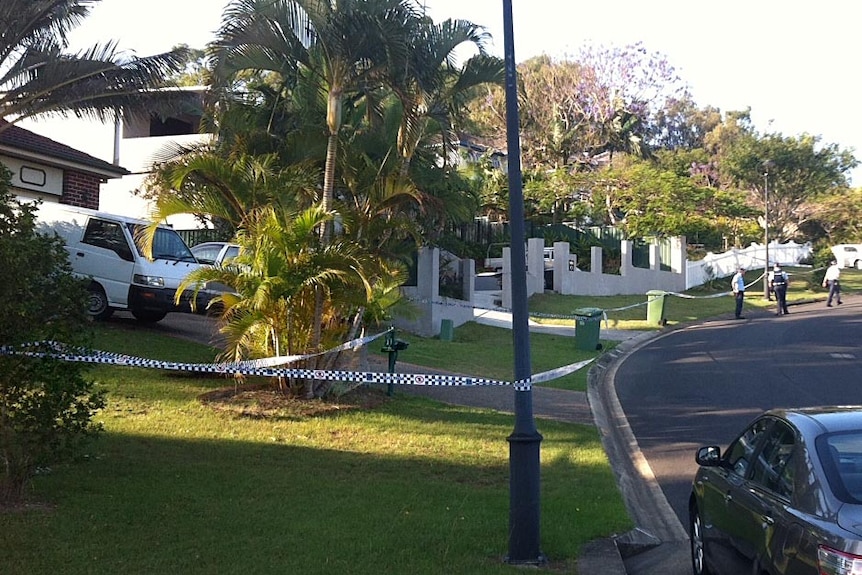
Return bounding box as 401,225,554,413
823,260,843,307
731,267,746,319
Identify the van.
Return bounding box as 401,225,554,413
36,202,213,322
831,244,862,269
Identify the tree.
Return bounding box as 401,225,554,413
722,131,857,241
177,204,374,397
0,0,189,131
0,171,103,504
802,186,862,246
210,0,423,350
571,158,757,249
210,0,418,238
143,147,320,236
457,150,509,222
167,44,209,87
466,45,685,169
388,18,504,174
647,95,722,151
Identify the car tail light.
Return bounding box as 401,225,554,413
819,545,862,574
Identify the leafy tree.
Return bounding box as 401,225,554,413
466,44,685,169
647,95,722,151
0,173,103,504
580,159,757,248
522,167,593,225
722,131,857,241
167,44,209,87
0,0,189,131
805,187,862,244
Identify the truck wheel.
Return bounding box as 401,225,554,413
131,308,167,323
87,285,113,320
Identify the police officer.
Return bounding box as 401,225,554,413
769,263,790,315
823,259,843,307
731,267,746,319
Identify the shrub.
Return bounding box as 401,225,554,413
0,176,104,504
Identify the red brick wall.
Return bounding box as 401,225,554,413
61,170,101,209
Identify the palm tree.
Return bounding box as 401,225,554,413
178,203,373,396
0,0,190,131
144,146,320,226
210,0,421,351
210,0,420,240
390,19,505,175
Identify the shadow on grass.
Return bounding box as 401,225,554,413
4,399,630,575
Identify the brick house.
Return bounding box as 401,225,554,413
0,120,129,208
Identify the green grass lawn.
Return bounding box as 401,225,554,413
376,322,612,393
3,326,631,575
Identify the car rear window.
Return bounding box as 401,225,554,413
817,432,862,504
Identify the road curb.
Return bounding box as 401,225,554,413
587,329,690,559
577,536,628,574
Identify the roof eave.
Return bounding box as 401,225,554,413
0,145,129,179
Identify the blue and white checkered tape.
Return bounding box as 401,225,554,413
0,334,595,392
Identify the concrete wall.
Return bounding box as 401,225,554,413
509,237,687,299
394,236,693,336
395,246,475,337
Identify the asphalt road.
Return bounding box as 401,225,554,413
613,295,862,574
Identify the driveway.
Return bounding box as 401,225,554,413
106,310,225,349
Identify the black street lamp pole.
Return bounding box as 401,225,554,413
501,0,543,565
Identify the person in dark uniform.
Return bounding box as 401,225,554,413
769,263,789,315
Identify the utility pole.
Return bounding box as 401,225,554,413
763,161,772,300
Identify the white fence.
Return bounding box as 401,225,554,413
685,241,812,289
394,241,813,337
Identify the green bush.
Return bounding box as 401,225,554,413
0,177,104,504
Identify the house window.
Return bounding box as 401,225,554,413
0,155,62,195
19,166,46,187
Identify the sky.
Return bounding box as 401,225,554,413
20,0,862,183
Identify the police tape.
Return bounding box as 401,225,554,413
530,358,594,385
0,339,595,393
663,290,730,300
223,330,392,369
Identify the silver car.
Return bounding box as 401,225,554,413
690,407,862,575
190,241,240,267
